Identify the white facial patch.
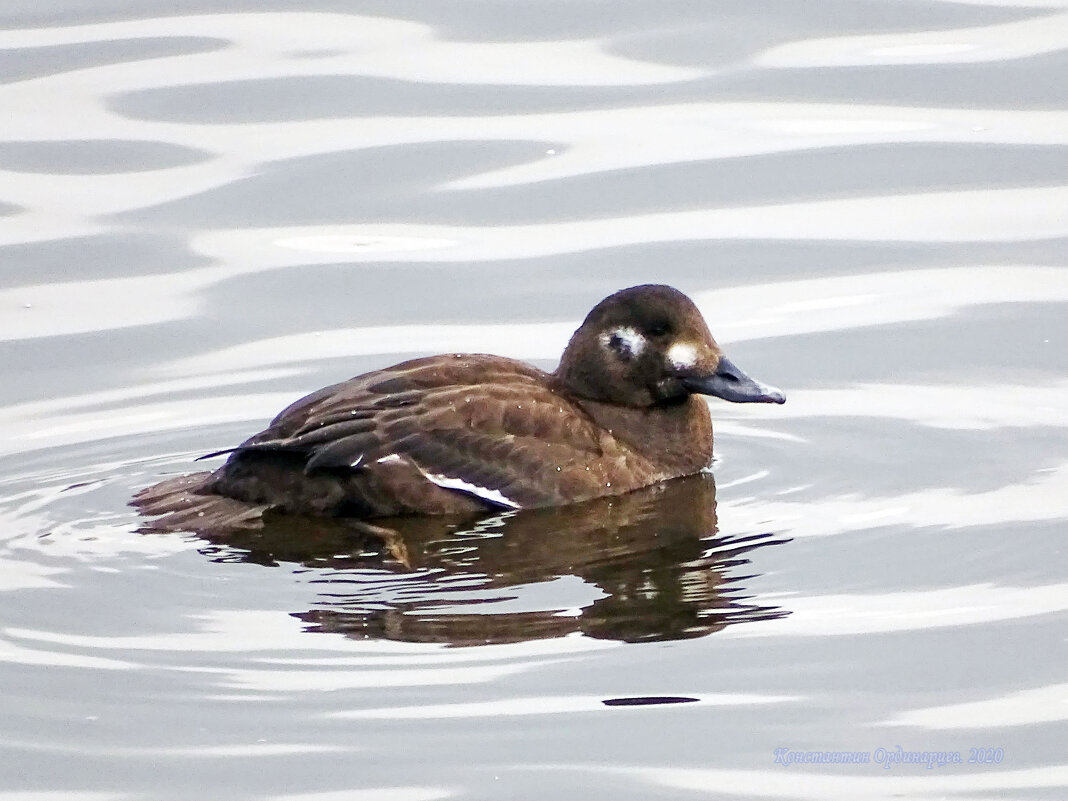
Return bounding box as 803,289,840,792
667,341,699,370
600,326,646,359
422,471,522,510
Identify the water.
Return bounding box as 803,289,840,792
2,1,1067,799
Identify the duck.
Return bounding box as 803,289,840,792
132,284,784,523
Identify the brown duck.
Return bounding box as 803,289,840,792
133,284,785,523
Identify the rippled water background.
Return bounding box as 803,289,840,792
2,1,1067,799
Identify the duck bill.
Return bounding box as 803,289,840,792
681,356,786,404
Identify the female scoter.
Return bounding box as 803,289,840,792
133,284,784,522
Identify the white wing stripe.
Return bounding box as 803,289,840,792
422,472,522,509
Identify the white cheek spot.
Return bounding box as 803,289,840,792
600,326,646,358
667,341,699,370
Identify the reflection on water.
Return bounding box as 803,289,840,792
2,0,1067,797
140,473,789,646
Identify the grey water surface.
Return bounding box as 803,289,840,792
1,1,1066,800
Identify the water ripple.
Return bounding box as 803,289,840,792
1,3,1065,798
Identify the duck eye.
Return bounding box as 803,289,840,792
646,322,671,337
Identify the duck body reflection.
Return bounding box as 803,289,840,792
144,472,789,646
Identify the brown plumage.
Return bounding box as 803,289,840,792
132,284,785,524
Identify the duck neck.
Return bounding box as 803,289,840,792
572,395,714,477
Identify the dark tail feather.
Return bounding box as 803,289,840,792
195,440,309,461
131,472,268,533
195,449,237,461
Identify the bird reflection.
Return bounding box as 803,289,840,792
139,473,789,646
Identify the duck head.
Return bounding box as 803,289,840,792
556,284,786,408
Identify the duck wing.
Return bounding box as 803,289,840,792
212,356,645,511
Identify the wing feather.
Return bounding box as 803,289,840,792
213,355,653,513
